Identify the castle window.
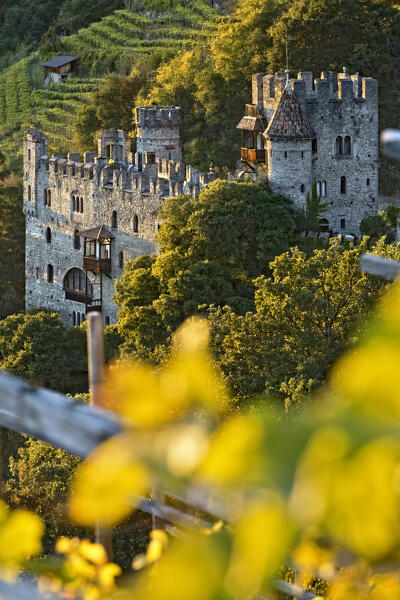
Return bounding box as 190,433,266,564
105,316,110,326
36,267,39,279
168,152,172,160
81,313,85,323
119,251,124,269
367,178,370,186
284,151,288,159
312,139,317,153
316,182,321,196
46,227,51,244
28,185,31,202
301,151,304,158
28,149,31,161
321,181,327,197
75,197,80,212
341,218,346,230
47,264,53,283
341,176,346,194
301,184,305,193
344,136,351,155
73,311,76,326
133,214,138,233
319,219,330,232
64,268,92,302
74,229,80,250
44,190,47,205
106,145,112,158
76,312,81,326
47,190,51,207
80,198,83,213
112,210,117,229
336,136,343,155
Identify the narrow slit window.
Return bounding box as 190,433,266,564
133,214,138,233
341,176,346,194
46,227,51,244
341,218,346,230
344,136,351,155
28,185,31,202
112,210,117,229
336,136,343,155
47,264,53,283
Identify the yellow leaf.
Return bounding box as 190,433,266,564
0,509,43,567
98,563,122,587
225,496,292,599
79,540,107,566
69,435,148,526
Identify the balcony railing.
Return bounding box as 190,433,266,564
65,289,92,304
83,256,111,275
86,299,102,313
241,148,266,163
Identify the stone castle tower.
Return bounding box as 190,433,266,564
23,107,214,327
237,69,379,234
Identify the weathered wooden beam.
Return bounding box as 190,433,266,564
360,254,400,280
0,371,121,457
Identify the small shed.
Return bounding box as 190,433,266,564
40,55,78,87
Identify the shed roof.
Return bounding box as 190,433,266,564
40,55,78,68
266,87,315,139
236,116,267,131
79,225,114,240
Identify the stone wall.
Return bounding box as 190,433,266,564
24,125,214,327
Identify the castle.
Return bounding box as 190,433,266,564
237,68,379,234
24,68,379,327
24,107,214,327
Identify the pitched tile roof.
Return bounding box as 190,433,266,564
40,55,77,68
79,225,114,240
266,87,315,139
236,116,267,131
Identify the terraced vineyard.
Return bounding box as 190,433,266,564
60,2,219,71
0,0,219,163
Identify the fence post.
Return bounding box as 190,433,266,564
87,312,113,559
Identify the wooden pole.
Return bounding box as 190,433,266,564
87,312,113,559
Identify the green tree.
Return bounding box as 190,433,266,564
360,214,395,244
115,180,295,359
209,238,400,408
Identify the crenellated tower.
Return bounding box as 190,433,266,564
135,106,182,169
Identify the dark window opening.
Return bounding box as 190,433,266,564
74,229,80,250
133,214,138,233
284,151,288,159
46,227,51,244
344,136,351,155
119,251,124,269
301,151,304,158
44,190,47,206
112,210,117,229
64,268,92,295
336,136,343,155
341,218,346,230
80,198,83,213
28,149,31,161
312,139,317,153
81,313,85,323
47,264,53,283
106,145,112,158
301,184,305,193
105,316,110,326
73,311,76,326
168,152,172,160
75,197,80,212
243,130,254,149
341,176,346,194
367,178,370,186
77,312,81,326
47,190,51,207
319,219,330,232
36,267,39,279
28,185,31,202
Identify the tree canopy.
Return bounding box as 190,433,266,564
115,180,295,359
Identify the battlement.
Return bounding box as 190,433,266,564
253,70,378,108
135,106,181,129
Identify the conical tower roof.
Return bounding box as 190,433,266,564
265,86,315,139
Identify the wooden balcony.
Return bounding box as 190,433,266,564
83,256,111,275
65,289,91,304
241,148,265,163
86,299,102,313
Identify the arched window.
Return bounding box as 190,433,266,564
133,214,138,233
312,139,317,153
43,190,47,206
28,149,31,161
46,227,51,244
28,185,31,201
75,197,80,212
119,251,124,269
47,190,51,207
112,210,117,229
344,136,351,155
301,184,305,193
341,176,346,194
64,268,92,297
47,264,53,283
319,218,330,232
74,229,80,250
81,313,85,323
336,136,343,155
77,312,81,326
73,311,76,326
80,198,83,213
